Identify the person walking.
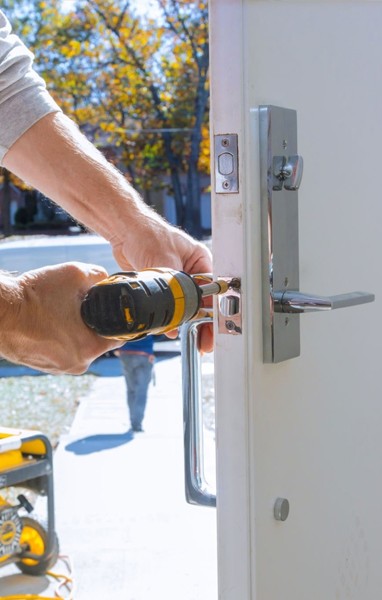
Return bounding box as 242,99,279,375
115,336,155,433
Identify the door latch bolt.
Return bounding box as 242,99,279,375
217,276,242,335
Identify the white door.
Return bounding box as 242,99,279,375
209,2,382,599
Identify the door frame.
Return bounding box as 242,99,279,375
210,2,254,598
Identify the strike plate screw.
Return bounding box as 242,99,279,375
274,497,290,521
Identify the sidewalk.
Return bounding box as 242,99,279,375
1,354,217,599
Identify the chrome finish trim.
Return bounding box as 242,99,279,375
181,317,216,507
273,291,375,314
260,105,374,363
259,105,300,362
220,294,240,317
273,154,304,191
217,276,242,335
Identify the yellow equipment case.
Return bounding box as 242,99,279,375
0,427,59,575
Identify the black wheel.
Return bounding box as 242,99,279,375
16,516,59,576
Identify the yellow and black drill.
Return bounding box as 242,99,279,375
81,268,229,341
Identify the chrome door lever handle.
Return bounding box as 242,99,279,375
273,291,375,314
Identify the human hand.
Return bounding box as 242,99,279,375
111,218,213,352
0,262,122,374
2,111,213,352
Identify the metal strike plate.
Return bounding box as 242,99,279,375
259,106,301,362
217,277,242,335
214,134,239,193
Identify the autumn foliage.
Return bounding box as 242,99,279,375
2,0,210,236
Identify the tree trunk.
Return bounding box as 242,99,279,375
169,166,184,227
1,168,12,237
184,153,202,238
184,60,209,238
162,131,184,226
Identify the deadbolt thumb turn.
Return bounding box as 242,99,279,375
259,105,375,363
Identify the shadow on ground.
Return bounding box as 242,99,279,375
65,429,134,455
0,573,50,595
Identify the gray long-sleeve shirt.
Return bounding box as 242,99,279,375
0,10,61,164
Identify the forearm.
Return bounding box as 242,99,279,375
3,111,211,273
0,11,213,362
3,112,150,244
0,271,21,352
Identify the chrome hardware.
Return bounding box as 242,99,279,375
181,317,216,507
220,295,240,317
259,105,375,363
273,155,304,191
217,277,242,335
214,134,239,193
274,498,290,522
274,291,375,314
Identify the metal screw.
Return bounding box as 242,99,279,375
225,320,235,331
222,180,230,190
221,138,230,147
229,277,241,291
274,497,290,521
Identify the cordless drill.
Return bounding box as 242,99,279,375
81,268,228,341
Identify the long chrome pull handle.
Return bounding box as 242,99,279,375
181,317,216,508
273,291,375,314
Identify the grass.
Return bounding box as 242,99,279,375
0,373,96,447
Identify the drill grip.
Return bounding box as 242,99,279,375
81,269,202,341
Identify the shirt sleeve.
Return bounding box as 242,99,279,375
0,10,61,164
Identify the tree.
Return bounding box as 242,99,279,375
1,169,12,236
4,0,210,237
158,1,209,235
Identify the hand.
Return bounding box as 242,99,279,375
111,219,213,352
111,215,212,272
0,262,122,374
2,112,214,352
